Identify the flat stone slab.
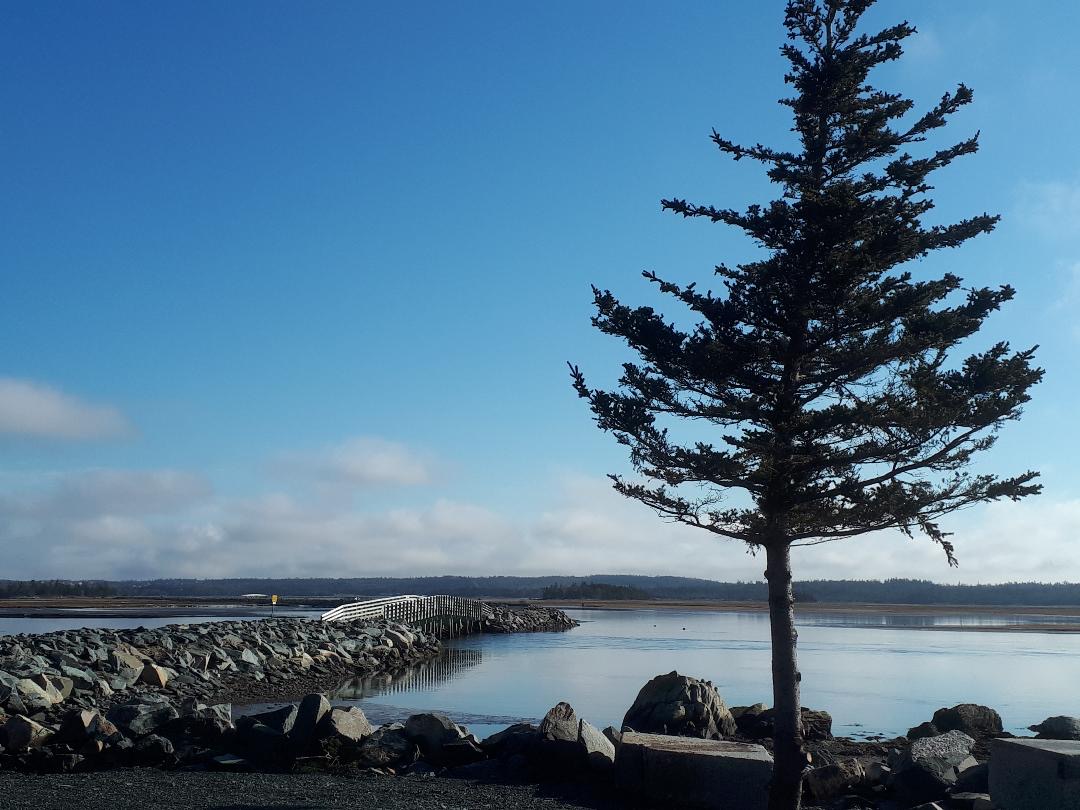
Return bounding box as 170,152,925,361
990,738,1080,810
615,731,772,810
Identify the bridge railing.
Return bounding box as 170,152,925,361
321,594,495,625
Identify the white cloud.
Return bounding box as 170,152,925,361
0,378,131,440
1016,179,1080,241
0,465,1076,584
0,469,213,519
275,436,435,488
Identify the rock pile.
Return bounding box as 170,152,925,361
1,690,616,780
0,607,579,773
482,605,578,633
0,617,439,728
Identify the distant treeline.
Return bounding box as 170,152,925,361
541,582,650,600
73,575,1080,606
0,580,117,598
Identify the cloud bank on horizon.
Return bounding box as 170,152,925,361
0,413,1076,583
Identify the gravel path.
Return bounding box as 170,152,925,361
0,770,626,810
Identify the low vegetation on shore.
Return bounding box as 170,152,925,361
8,576,1080,606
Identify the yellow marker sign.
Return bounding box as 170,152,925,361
271,594,279,605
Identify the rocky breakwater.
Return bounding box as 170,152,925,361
482,605,579,633
0,606,579,773
0,616,439,770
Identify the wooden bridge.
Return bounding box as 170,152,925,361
321,594,494,637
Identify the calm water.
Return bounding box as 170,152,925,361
329,608,1080,739
6,606,1080,739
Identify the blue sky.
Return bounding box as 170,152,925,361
2,1,1078,582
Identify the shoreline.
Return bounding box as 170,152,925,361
541,598,1080,616
7,596,1080,633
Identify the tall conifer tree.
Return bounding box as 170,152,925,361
571,2,1042,807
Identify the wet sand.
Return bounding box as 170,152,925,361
539,599,1080,632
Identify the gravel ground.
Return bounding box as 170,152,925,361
0,770,626,810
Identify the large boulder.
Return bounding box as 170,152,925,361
578,718,615,772
133,733,175,765
616,732,772,810
56,709,122,747
238,705,297,736
2,715,54,750
319,707,373,745
479,722,538,759
908,721,941,740
892,730,978,804
356,723,419,769
538,702,582,765
623,672,736,739
741,707,832,741
106,698,179,738
803,758,866,801
989,738,1080,810
403,712,465,762
13,678,62,712
290,693,330,751
138,663,169,688
1029,715,1080,741
931,704,1002,738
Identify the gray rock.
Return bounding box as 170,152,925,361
14,678,61,711
479,722,538,757
2,715,54,750
989,738,1080,810
803,758,865,801
616,732,772,810
133,733,175,763
291,693,330,750
602,725,622,751
356,723,419,768
239,722,290,763
404,711,465,761
950,761,989,793
319,707,373,744
908,721,941,740
106,699,179,737
931,704,1002,738
179,699,233,727
948,792,993,810
1029,715,1080,740
623,671,736,739
539,702,579,743
239,704,297,736
893,730,977,804
56,709,122,746
138,663,169,688
578,718,615,771
439,736,486,767
744,707,832,741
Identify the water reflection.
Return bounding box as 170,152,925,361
323,608,1080,740
333,647,483,699
796,611,1080,629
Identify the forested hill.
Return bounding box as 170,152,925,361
8,576,1075,606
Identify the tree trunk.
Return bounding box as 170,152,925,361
765,542,804,810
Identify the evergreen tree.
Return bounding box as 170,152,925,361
570,2,1041,806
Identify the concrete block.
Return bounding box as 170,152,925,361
615,731,772,810
990,738,1080,809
